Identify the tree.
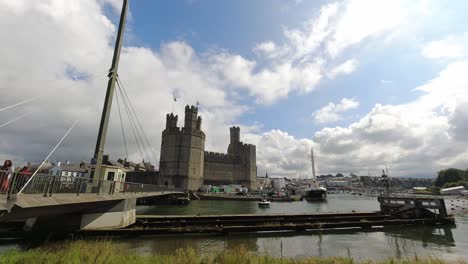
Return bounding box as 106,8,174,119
434,168,467,187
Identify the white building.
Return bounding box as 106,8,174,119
49,161,87,177
327,180,350,187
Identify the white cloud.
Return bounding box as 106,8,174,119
421,36,465,60
311,61,468,177
226,0,415,103
253,61,468,177
0,0,242,166
243,130,315,178
253,41,277,56
326,0,408,57
313,98,359,124
327,59,358,79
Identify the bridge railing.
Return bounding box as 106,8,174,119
0,171,183,198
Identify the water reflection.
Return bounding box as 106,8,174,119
109,224,458,260
129,196,466,260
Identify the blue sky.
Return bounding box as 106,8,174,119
1,0,468,177
123,0,464,138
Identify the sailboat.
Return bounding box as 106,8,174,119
303,147,327,201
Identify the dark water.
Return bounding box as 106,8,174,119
124,194,468,261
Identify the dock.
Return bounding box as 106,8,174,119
79,195,455,236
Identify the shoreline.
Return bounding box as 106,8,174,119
1,240,465,264
197,193,303,202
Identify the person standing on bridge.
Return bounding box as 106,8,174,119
14,165,32,193
0,160,14,193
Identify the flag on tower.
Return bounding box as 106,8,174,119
173,96,177,102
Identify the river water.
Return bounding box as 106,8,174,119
1,194,467,261
124,194,468,261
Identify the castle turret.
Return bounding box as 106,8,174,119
184,105,199,129
166,113,178,129
196,116,202,130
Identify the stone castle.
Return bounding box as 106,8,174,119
158,105,257,190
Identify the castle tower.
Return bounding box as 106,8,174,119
159,105,205,190
228,126,240,154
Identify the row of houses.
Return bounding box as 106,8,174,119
30,156,154,183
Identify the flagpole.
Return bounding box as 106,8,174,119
172,96,177,113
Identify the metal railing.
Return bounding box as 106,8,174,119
0,170,183,199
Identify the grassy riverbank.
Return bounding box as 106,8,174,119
0,240,462,264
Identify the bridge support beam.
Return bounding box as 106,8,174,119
80,198,136,230
20,198,137,233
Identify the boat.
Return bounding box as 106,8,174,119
303,186,327,201
258,199,271,207
303,147,327,202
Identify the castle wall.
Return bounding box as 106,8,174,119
203,152,238,185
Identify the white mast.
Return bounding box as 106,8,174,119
311,147,316,182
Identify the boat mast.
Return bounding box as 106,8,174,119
93,0,129,179
310,147,316,183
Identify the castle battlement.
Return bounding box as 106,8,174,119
204,151,239,163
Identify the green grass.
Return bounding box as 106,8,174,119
0,240,463,264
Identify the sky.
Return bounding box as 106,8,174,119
1,0,468,178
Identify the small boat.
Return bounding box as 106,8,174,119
258,199,271,207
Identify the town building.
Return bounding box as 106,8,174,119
271,178,286,191
158,105,257,190
48,161,87,177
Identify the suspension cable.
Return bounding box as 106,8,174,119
18,120,79,195
115,86,129,159
0,112,33,129
116,80,146,162
117,76,158,163
0,97,39,113
116,78,153,162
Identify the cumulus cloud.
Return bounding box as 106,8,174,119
421,36,465,60
326,0,408,57
313,98,359,124
252,61,468,178
311,61,468,177
0,0,241,166
230,0,417,103
327,59,358,79
243,130,315,178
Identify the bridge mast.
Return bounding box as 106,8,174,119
93,0,128,180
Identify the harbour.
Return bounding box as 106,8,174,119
0,194,461,260
1,0,468,262
93,195,468,260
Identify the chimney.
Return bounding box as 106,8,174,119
66,160,70,165
57,161,61,167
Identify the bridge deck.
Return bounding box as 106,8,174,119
0,191,183,210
